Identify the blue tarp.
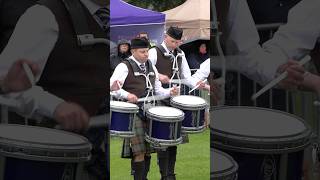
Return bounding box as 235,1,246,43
110,0,165,26
110,0,165,46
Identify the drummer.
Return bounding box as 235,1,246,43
110,37,179,180
148,26,202,180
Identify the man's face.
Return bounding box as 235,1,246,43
119,44,129,53
164,35,181,51
91,0,109,6
199,44,207,54
132,48,149,63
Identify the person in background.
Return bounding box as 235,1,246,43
187,42,209,70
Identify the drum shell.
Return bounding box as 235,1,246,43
211,106,312,154
0,124,91,180
145,106,184,148
171,95,208,133
110,101,138,137
211,106,312,180
2,157,78,180
214,147,303,180
211,148,238,180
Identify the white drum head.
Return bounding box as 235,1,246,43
0,124,91,162
110,101,139,113
212,106,312,153
148,106,183,117
214,107,306,137
171,95,207,110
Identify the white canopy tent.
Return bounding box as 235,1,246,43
163,0,210,43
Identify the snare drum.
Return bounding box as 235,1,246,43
110,101,139,138
145,106,184,148
0,124,91,180
171,95,208,133
211,106,312,180
211,148,238,180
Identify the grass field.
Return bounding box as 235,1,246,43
110,129,210,180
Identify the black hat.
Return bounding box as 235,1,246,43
167,26,183,40
131,38,149,49
118,39,130,46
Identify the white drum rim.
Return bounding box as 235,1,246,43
211,106,312,153
0,124,91,162
110,101,139,113
146,106,184,122
170,95,208,110
211,148,238,179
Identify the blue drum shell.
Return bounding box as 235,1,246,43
110,112,132,131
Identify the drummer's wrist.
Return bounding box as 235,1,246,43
0,78,9,94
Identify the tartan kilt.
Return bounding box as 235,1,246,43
121,115,155,158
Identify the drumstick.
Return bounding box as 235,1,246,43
137,95,167,103
251,55,311,100
188,79,207,94
22,62,35,86
116,80,122,89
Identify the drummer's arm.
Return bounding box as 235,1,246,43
153,66,171,98
110,63,130,99
181,55,199,88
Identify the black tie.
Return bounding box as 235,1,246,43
94,7,109,32
140,64,146,74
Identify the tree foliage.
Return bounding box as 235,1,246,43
125,0,186,12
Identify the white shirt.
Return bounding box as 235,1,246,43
192,58,210,81
110,56,171,100
225,0,320,85
148,42,198,87
0,0,102,118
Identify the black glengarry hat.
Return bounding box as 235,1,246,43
131,38,149,49
167,26,183,40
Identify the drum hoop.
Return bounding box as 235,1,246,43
212,139,311,154
170,101,208,111
110,130,135,138
145,134,183,148
212,106,312,151
110,107,139,113
146,113,184,122
0,125,91,162
182,126,206,134
211,149,238,178
0,140,91,162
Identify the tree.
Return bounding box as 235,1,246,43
125,0,186,12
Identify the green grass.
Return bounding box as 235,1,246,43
110,129,210,180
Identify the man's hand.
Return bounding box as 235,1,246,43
54,102,89,133
277,60,305,90
127,93,138,103
110,80,122,91
159,74,171,84
170,86,180,96
2,59,40,93
196,80,206,90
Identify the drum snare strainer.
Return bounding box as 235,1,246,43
171,95,208,133
146,106,184,148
